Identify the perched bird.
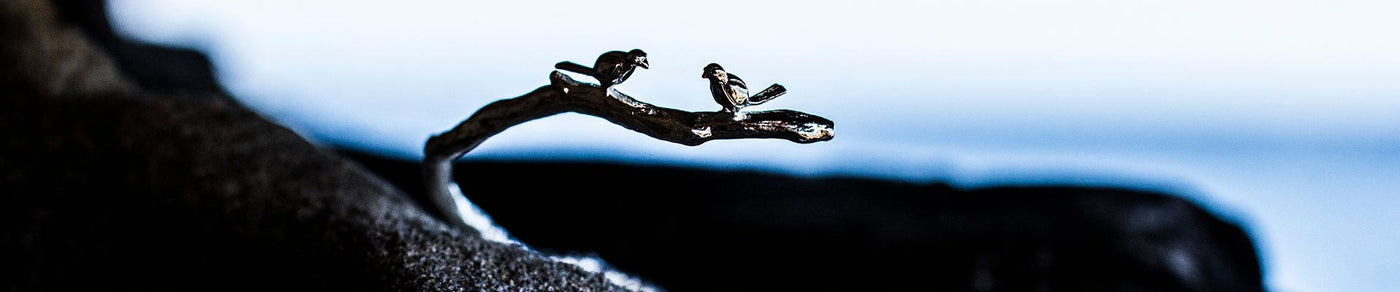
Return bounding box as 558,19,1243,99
555,49,649,89
702,63,786,113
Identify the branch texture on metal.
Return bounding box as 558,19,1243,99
424,54,833,231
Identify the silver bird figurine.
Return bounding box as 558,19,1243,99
702,63,786,113
555,49,649,89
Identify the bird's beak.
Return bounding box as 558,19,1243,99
638,58,650,69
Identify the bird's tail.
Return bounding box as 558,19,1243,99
746,84,787,106
554,61,594,76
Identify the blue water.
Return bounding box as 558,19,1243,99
108,1,1400,290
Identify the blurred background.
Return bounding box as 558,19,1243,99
106,0,1397,291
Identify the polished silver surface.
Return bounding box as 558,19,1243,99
703,63,786,113
554,49,649,89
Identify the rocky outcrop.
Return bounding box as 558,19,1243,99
0,0,619,290
347,152,1266,292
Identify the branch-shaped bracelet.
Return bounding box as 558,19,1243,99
423,51,834,233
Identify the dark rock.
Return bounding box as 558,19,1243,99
49,0,229,96
0,0,620,290
343,151,1265,292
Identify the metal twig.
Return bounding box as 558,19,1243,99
423,70,834,231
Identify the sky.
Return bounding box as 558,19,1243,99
108,1,1400,291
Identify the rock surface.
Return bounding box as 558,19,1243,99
0,0,619,290
347,152,1266,292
